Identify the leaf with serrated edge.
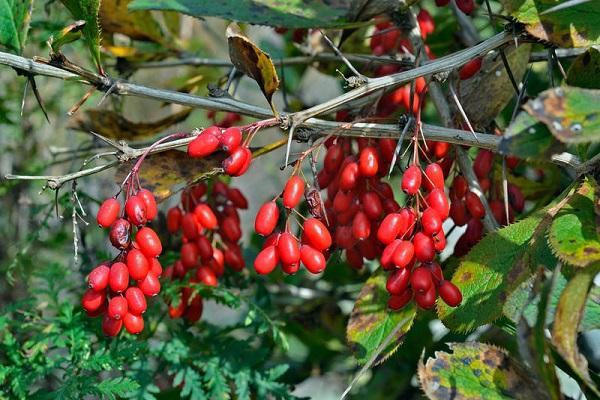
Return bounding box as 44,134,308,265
438,184,576,332
60,0,102,72
459,44,531,129
226,23,279,116
548,178,600,267
501,0,600,48
68,108,191,141
115,149,224,202
552,263,600,396
524,86,600,144
346,271,416,365
418,342,548,400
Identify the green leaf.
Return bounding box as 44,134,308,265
346,271,417,365
552,264,600,396
502,0,600,47
0,0,32,54
499,112,566,161
524,86,600,144
60,0,102,72
96,377,140,400
418,342,548,400
128,0,400,29
437,186,577,332
548,177,600,267
567,47,600,89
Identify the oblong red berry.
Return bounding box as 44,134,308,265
426,188,450,220
333,190,354,213
277,232,300,265
194,204,218,229
136,227,162,258
125,287,147,315
108,296,128,320
255,201,279,236
465,192,485,219
401,165,422,195
224,243,245,271
508,183,525,213
196,235,214,262
137,189,157,221
386,267,411,295
188,129,220,158
473,150,494,179
181,213,199,240
303,218,332,251
220,127,242,152
388,289,413,310
102,315,123,336
138,272,161,296
222,146,249,175
413,232,436,262
300,245,326,274
181,243,199,269
452,175,468,199
421,207,443,236
82,288,105,312
109,218,130,250
458,56,482,79
438,280,462,307
450,199,469,226
352,211,371,241
109,262,129,293
126,249,149,281
166,207,182,233
339,162,359,191
381,239,401,270
377,213,403,244
196,266,218,286
283,176,305,209
97,198,120,228
411,266,433,294
424,163,445,191
392,240,414,268
149,258,162,277
123,312,144,334
125,195,147,226
361,192,383,220
221,216,242,242
415,285,436,309
324,144,344,173
227,188,248,209
88,263,110,291
254,245,279,275
359,146,379,177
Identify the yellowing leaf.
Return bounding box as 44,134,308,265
226,23,279,116
115,150,224,202
68,108,191,141
99,0,168,45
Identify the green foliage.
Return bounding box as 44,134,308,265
499,112,565,161
567,47,600,89
0,0,32,54
418,342,548,399
128,0,388,29
59,0,102,71
548,178,600,267
346,271,416,365
502,0,600,47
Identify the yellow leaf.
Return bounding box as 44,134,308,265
99,0,168,45
226,23,280,116
68,108,191,141
115,150,225,202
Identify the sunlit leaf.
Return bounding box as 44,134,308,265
418,342,547,400
524,86,600,144
60,0,103,72
0,0,33,54
346,271,416,365
499,112,566,161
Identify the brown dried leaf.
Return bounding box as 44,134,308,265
68,108,191,141
226,23,279,116
115,150,224,202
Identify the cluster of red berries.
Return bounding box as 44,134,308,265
254,175,331,275
378,162,461,310
82,188,163,336
435,0,474,15
163,180,248,322
187,125,252,177
450,150,524,256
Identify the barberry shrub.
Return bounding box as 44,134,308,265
1,1,599,399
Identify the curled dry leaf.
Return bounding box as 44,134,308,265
226,23,279,116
